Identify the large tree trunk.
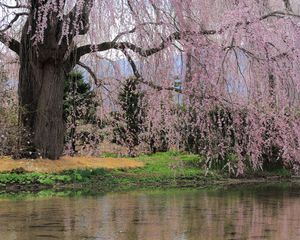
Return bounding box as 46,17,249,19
19,57,66,159
11,1,93,160
17,20,69,160
34,63,65,159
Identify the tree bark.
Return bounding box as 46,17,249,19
18,54,66,159
33,63,65,159
17,18,68,160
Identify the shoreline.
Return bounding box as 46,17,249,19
0,174,296,195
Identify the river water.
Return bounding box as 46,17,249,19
0,183,300,240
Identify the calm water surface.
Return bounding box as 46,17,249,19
1,184,300,240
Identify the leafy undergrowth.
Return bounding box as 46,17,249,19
0,168,116,186
0,172,72,185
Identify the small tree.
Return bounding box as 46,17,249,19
111,77,144,156
63,72,98,155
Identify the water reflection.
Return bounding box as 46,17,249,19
0,184,300,239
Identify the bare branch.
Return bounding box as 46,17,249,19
121,50,141,79
260,11,300,20
121,49,177,91
283,0,293,12
77,61,110,93
126,0,135,15
77,61,98,84
112,22,163,42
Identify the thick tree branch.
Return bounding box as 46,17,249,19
76,30,216,60
0,1,30,9
0,33,20,55
0,12,28,32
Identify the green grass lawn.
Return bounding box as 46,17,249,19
126,151,202,176
110,151,222,188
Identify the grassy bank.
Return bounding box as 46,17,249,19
0,151,293,193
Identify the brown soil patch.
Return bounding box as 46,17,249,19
0,156,144,173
